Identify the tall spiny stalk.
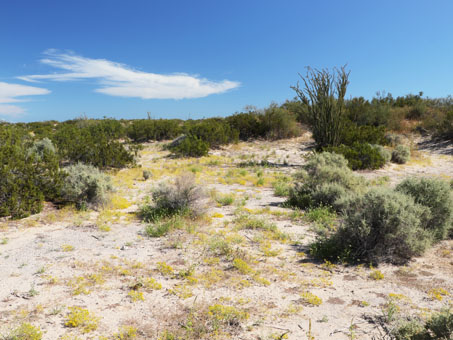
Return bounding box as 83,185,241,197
292,66,350,149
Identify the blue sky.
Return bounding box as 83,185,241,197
1,0,453,122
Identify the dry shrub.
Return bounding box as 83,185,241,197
140,173,207,222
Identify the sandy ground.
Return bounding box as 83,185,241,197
0,134,452,340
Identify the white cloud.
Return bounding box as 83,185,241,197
0,82,50,117
19,50,240,99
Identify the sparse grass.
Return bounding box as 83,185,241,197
3,322,43,340
216,193,235,206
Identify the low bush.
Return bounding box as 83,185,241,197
126,119,181,142
140,174,206,222
143,170,152,180
311,187,432,264
288,152,363,210
27,137,56,160
260,104,302,140
392,145,411,164
183,118,238,148
52,120,135,168
393,309,453,340
144,216,184,238
325,142,387,170
5,322,43,340
169,135,209,158
226,111,264,140
396,177,453,240
339,122,387,146
60,163,113,210
372,144,392,163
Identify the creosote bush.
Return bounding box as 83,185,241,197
325,142,387,170
0,126,64,219
140,173,206,222
396,177,453,240
392,145,411,164
169,135,209,158
60,163,113,210
311,187,432,264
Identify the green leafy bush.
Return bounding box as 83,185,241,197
396,177,453,240
392,145,411,164
184,118,238,148
60,163,113,210
52,120,135,168
325,142,387,170
260,104,302,140
226,112,265,140
127,119,181,142
0,126,64,219
339,122,387,146
311,187,432,264
169,135,209,157
140,174,206,222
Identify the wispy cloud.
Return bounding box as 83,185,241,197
0,82,50,117
19,50,240,99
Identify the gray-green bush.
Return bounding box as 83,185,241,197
311,187,432,264
392,145,411,164
288,152,363,210
393,309,453,340
372,144,391,163
60,163,113,210
396,177,453,240
140,173,206,222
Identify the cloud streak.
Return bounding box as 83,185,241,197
0,82,50,117
19,50,240,99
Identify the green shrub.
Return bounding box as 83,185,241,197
53,120,135,168
394,309,453,340
260,104,302,140
145,217,184,238
140,174,206,222
288,152,363,210
272,179,291,197
169,135,209,157
184,118,238,148
143,170,152,180
0,126,64,219
325,143,387,170
5,322,43,340
311,187,432,264
339,122,387,146
60,163,113,210
406,103,427,120
392,145,411,164
396,177,453,240
27,137,56,160
372,144,392,163
226,111,265,140
127,119,182,143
